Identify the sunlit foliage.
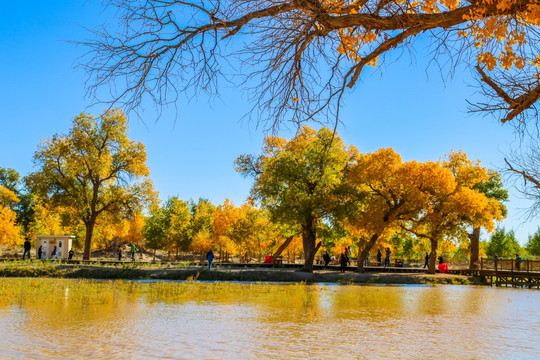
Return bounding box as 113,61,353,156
27,109,156,259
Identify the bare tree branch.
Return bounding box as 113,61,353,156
80,0,540,130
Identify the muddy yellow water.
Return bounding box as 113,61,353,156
0,279,538,359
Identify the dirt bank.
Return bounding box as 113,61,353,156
0,263,484,285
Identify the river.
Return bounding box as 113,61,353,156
0,279,538,359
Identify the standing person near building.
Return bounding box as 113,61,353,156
384,247,391,268
51,246,58,260
130,243,137,261
22,238,31,260
37,245,43,260
424,252,429,268
377,249,382,266
206,249,215,270
68,248,74,260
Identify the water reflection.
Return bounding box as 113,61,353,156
0,279,539,359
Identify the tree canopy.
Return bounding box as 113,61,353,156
347,148,458,272
83,0,540,129
27,109,156,259
235,126,363,271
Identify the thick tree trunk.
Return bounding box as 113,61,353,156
469,227,481,270
428,238,438,274
273,236,294,259
357,234,379,273
83,220,95,260
300,218,317,272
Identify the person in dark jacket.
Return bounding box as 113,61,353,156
424,252,429,268
68,249,74,260
37,245,43,260
206,249,215,270
377,249,382,266
323,251,331,268
22,238,31,260
340,253,347,273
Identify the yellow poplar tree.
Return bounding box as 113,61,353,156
211,199,239,261
404,151,504,273
347,148,456,272
27,109,156,260
0,186,22,247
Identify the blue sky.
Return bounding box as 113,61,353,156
0,1,535,243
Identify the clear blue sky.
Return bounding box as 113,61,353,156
0,1,536,244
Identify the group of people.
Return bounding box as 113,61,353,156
493,253,523,270
321,247,352,272
117,243,138,261
321,246,394,272
22,238,73,260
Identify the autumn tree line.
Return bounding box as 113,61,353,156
1,110,540,273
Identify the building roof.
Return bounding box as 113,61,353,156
34,235,76,239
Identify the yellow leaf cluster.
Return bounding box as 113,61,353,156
0,186,19,209
0,206,22,247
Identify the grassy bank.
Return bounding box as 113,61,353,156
0,260,484,285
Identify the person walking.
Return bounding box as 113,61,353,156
118,245,123,261
515,253,522,270
323,251,331,269
51,246,58,260
130,243,137,261
37,245,43,260
377,249,382,266
384,248,391,268
340,252,347,273
68,248,74,260
22,238,31,260
423,252,429,268
206,249,215,270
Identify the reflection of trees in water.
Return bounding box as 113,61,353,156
330,286,405,321
0,279,324,323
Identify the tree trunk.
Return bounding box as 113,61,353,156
357,234,379,273
83,220,95,260
300,219,317,272
469,227,481,270
273,236,294,259
428,238,438,274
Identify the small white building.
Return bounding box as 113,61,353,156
34,235,75,260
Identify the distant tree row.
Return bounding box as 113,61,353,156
2,110,539,273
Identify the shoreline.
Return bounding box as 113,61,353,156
0,263,484,285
